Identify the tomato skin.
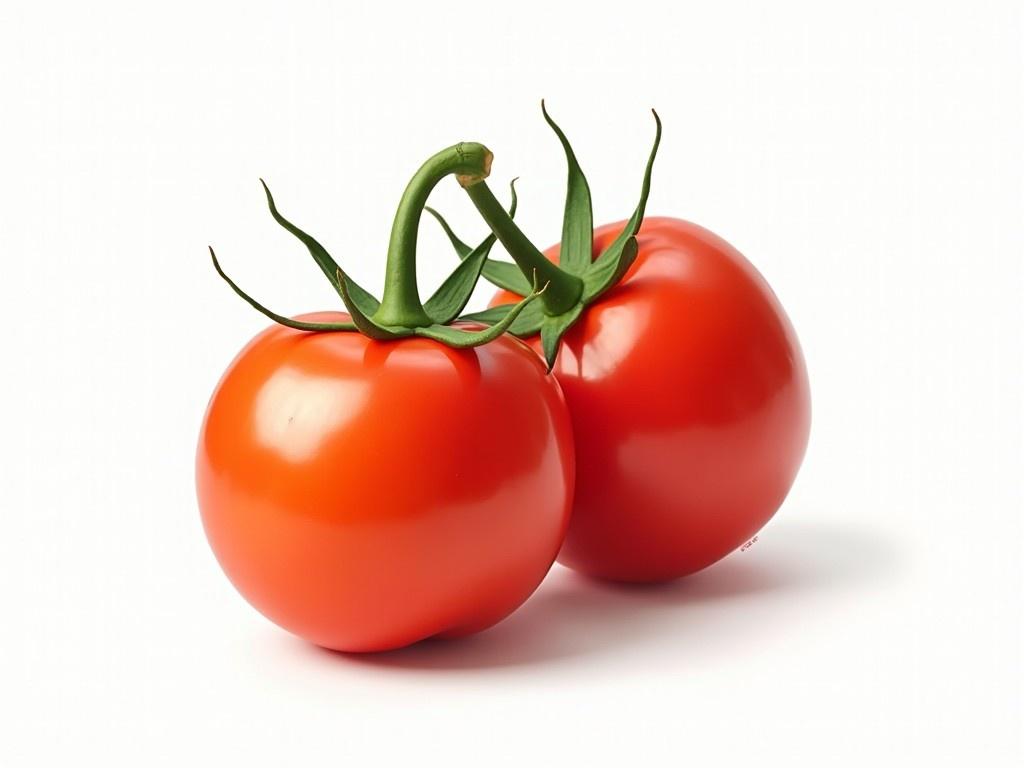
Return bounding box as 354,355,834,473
196,313,574,652
492,218,810,582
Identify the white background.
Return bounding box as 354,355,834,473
1,1,1021,765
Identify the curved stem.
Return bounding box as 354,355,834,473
462,181,583,314
373,142,494,328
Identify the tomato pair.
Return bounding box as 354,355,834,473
197,111,809,652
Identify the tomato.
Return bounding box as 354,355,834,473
201,142,576,651
197,313,574,652
490,218,810,582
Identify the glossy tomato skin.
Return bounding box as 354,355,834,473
492,218,810,582
196,313,574,652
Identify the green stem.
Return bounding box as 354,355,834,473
462,181,583,314
373,142,494,328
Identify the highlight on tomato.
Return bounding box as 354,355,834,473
197,143,574,652
429,105,811,583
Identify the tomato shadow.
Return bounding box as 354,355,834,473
288,518,902,672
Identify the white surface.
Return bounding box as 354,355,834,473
1,1,1021,765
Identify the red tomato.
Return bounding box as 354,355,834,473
491,218,810,582
196,313,574,652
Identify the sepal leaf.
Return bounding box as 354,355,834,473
335,268,407,341
426,180,533,296
424,206,472,258
541,100,593,275
210,247,357,332
458,304,514,326
422,239,491,325
478,260,533,296
260,179,381,316
423,182,520,324
584,110,661,299
460,298,545,338
582,235,639,302
539,302,584,371
415,278,547,348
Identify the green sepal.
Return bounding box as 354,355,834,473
460,299,544,338
582,235,639,302
424,206,471,257
260,179,381,316
414,279,545,348
541,101,593,276
334,268,408,341
477,260,533,296
209,247,357,332
426,181,533,297
581,110,661,301
422,238,491,325
539,302,584,371
422,180,520,325
458,304,513,325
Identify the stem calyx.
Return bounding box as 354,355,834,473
209,143,541,351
